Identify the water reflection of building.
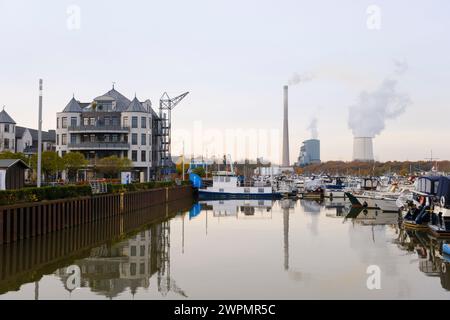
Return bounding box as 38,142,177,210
57,221,186,298
200,200,273,219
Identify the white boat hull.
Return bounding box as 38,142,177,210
355,196,399,212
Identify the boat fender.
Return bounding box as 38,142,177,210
363,201,368,208
441,196,446,208
419,196,426,206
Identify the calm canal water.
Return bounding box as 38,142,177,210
0,198,449,300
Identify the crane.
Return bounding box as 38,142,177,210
158,91,189,179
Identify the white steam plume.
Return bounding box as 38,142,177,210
307,117,319,139
348,78,411,138
288,72,314,86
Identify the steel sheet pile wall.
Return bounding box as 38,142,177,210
0,185,192,244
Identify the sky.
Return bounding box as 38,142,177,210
0,0,449,164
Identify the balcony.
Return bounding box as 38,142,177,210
68,125,130,133
68,142,130,150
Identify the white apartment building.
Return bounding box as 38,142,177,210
56,87,161,181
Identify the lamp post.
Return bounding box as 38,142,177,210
182,140,185,181
37,79,43,187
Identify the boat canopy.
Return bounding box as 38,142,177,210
436,176,450,207
416,176,441,195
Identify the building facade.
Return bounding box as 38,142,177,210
15,126,56,155
56,87,161,181
0,109,17,152
297,139,321,167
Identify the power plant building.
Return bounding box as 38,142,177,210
352,137,374,162
297,139,321,167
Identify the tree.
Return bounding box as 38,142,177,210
192,166,206,177
96,155,132,179
30,151,65,182
63,152,88,182
0,151,28,163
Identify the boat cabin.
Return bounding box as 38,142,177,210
361,177,378,190
436,176,450,208
212,171,238,189
415,176,440,196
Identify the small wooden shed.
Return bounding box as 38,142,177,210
0,159,30,190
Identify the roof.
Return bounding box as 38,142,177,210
0,159,30,169
63,97,83,113
16,126,56,142
15,126,27,138
102,88,131,111
94,95,115,102
125,97,148,113
0,109,16,124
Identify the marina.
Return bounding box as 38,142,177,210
1,198,450,299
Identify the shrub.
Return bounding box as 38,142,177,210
0,185,92,206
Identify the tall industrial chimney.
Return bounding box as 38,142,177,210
282,85,290,166
353,137,374,161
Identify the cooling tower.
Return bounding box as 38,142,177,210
353,137,374,161
282,85,290,166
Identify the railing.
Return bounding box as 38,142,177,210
68,125,130,132
68,142,130,150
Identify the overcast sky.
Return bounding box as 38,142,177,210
0,0,449,163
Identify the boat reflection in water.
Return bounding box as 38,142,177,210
1,198,450,299
396,229,450,291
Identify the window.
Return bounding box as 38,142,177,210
61,134,67,145
132,133,137,145
130,263,136,276
104,134,110,142
90,134,95,142
123,116,129,127
140,245,145,257
132,116,138,128
112,134,118,142
141,133,146,145
258,188,264,193
132,150,138,162
70,117,77,127
123,134,128,143
70,134,76,144
56,134,59,145
62,117,68,128
12,126,14,133
83,117,89,126
4,138,9,149
57,118,60,129
219,188,224,192
140,263,145,275
141,117,146,128
112,117,119,126
4,124,9,132
225,177,230,182
244,188,250,193
104,117,110,126
141,150,146,162
130,246,136,257
89,117,95,126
